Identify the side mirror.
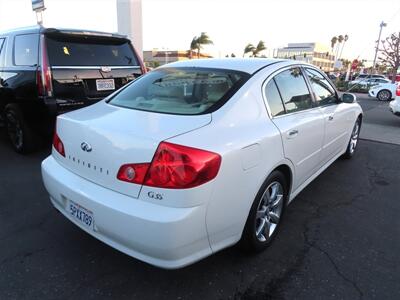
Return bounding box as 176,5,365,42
342,93,356,103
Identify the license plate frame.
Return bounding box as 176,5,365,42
96,79,115,91
68,200,94,230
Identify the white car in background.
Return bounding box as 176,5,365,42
41,59,363,269
389,86,400,116
369,81,398,101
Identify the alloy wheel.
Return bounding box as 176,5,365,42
378,90,390,101
349,119,360,154
255,181,284,242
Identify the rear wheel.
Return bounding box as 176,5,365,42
377,89,391,101
4,104,38,154
241,170,288,252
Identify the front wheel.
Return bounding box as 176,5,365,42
240,170,288,252
342,117,361,159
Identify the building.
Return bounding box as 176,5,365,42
143,50,213,67
117,0,143,59
276,43,335,71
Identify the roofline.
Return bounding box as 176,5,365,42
0,25,127,40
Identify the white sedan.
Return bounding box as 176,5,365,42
369,81,398,101
41,59,363,269
389,87,400,116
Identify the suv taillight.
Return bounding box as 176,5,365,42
396,86,400,97
53,120,65,157
37,36,53,97
117,142,221,189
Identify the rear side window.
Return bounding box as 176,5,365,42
264,79,285,117
46,36,138,66
14,34,39,66
109,67,250,115
273,68,313,113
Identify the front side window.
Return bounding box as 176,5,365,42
305,68,337,106
14,34,39,66
109,67,249,115
273,67,313,113
264,79,285,117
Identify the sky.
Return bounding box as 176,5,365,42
1,0,400,62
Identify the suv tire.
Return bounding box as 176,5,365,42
4,104,39,154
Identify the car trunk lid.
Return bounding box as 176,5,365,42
54,101,211,198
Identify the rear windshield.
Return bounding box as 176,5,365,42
108,67,250,115
46,35,138,66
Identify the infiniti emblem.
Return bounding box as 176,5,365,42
81,142,92,152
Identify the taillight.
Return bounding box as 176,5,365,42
117,142,221,189
53,121,65,157
396,87,400,97
37,35,53,97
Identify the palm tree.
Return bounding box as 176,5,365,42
243,43,256,57
331,36,338,52
336,35,344,59
195,32,213,59
189,37,199,59
339,34,349,60
252,40,266,57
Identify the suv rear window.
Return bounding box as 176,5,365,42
46,35,138,66
109,67,250,115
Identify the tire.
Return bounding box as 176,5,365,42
4,104,38,154
342,117,361,159
240,170,288,252
377,89,392,101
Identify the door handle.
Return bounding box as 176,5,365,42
287,129,299,139
328,115,334,121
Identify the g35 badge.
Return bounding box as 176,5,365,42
148,191,163,200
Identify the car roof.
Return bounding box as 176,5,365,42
0,25,126,39
160,58,288,74
0,25,41,35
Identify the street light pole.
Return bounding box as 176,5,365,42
372,21,387,71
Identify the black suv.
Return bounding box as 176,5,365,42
0,25,145,153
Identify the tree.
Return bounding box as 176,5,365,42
243,43,256,57
339,34,349,60
252,40,266,57
331,36,338,52
189,32,213,59
196,32,213,59
189,37,198,59
230,53,236,57
379,32,400,83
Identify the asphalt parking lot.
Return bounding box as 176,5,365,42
1,94,399,300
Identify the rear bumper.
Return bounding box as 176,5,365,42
41,156,212,269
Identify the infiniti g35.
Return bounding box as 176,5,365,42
41,58,363,269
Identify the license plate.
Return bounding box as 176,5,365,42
68,200,94,230
96,79,115,91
